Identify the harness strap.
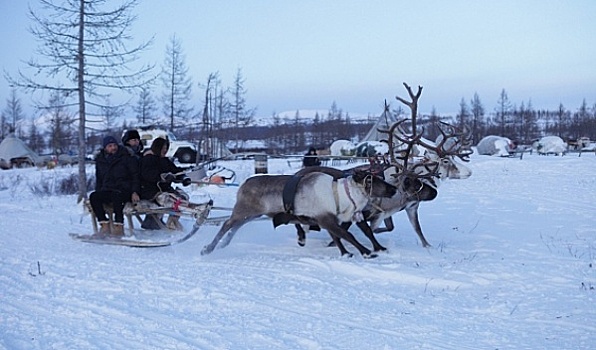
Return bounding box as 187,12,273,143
343,177,358,211
369,199,385,213
282,175,303,213
332,181,340,215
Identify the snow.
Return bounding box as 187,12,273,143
1,153,595,349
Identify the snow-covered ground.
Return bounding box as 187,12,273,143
1,152,595,349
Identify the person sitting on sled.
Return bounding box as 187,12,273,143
89,135,141,236
139,137,192,230
121,129,144,160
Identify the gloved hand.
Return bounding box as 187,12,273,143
182,177,192,187
160,172,175,182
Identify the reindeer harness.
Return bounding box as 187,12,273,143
273,173,365,228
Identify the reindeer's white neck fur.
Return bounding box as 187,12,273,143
334,177,368,222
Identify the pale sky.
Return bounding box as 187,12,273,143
1,0,595,119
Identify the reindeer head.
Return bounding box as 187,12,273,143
418,122,473,180
351,170,397,199
380,82,473,183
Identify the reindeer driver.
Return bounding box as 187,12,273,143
89,135,141,236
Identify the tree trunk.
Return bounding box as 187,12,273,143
76,0,87,203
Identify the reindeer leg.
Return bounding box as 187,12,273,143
373,217,394,233
328,234,352,257
405,204,431,248
318,215,377,258
356,220,387,252
201,216,252,255
295,224,306,247
327,222,353,247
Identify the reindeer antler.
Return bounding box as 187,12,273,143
418,121,473,162
395,83,423,132
386,119,424,171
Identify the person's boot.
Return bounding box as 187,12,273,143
98,221,111,236
141,215,161,230
166,216,183,231
112,223,124,237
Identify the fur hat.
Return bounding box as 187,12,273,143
150,137,169,156
122,129,141,144
102,135,118,148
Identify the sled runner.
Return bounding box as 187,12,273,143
72,198,221,247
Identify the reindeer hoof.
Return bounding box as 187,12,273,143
327,241,337,247
297,239,305,247
364,252,378,259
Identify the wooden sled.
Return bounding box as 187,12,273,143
83,198,214,239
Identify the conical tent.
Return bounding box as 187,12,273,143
0,133,41,166
361,102,399,142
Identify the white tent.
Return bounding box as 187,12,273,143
0,133,41,167
361,102,399,142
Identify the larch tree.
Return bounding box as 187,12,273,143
494,89,513,137
469,92,485,144
199,72,223,159
228,68,256,153
3,89,26,137
45,89,76,154
27,120,45,153
133,86,158,125
6,0,153,202
161,35,194,132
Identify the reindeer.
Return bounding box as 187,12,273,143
200,170,398,258
291,162,427,251
294,83,473,249
369,83,472,246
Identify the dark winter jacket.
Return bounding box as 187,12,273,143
94,146,141,195
139,153,185,200
302,148,321,167
123,144,144,161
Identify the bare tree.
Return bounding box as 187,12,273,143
133,86,157,125
161,35,193,132
516,100,538,142
228,68,256,152
0,113,7,140
554,103,570,138
494,89,512,136
27,119,45,153
6,0,153,202
45,89,76,154
573,99,590,139
456,97,470,130
102,100,124,134
3,89,26,137
469,92,485,144
198,72,224,159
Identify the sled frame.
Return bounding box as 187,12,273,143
84,199,214,237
